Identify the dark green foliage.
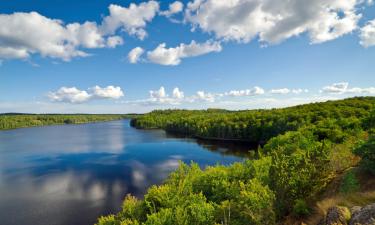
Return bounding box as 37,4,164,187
292,199,310,217
340,170,360,194
131,97,374,144
354,136,375,175
0,114,133,130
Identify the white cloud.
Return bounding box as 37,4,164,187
322,82,349,93
292,89,309,94
48,87,91,103
160,1,184,17
172,87,184,99
0,12,88,61
0,1,159,61
67,21,105,49
127,87,217,105
145,86,187,105
225,86,265,97
101,1,159,40
128,47,145,63
195,91,216,102
185,0,363,44
48,85,124,103
90,85,124,99
147,40,222,65
360,19,375,47
321,82,375,94
270,88,308,94
270,88,290,94
106,36,124,48
149,86,167,99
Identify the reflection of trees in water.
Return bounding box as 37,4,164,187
165,131,258,158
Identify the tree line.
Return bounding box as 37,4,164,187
0,114,133,130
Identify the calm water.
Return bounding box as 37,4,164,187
0,120,247,225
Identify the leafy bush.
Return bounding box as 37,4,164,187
96,215,118,225
264,130,332,214
354,137,375,175
340,170,360,194
292,199,310,217
97,162,276,225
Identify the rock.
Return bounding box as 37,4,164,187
349,203,375,225
351,206,362,215
324,206,351,225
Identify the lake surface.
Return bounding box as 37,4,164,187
0,120,247,225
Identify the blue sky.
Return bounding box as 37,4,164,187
0,0,374,113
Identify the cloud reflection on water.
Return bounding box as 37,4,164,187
0,120,244,225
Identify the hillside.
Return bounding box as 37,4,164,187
96,97,375,225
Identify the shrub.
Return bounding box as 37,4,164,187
354,137,375,175
96,215,118,225
340,170,360,194
266,130,332,215
292,199,310,217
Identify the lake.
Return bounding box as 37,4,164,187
0,120,248,225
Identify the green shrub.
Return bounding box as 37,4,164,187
340,170,360,194
266,130,332,215
292,199,310,217
96,215,119,225
354,137,375,175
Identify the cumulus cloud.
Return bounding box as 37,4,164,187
0,12,88,61
106,36,124,48
185,0,363,44
149,86,168,99
360,19,375,47
48,87,91,103
66,21,106,49
172,87,184,99
147,40,222,65
292,89,309,94
101,1,159,40
195,91,216,102
145,86,188,105
225,86,265,97
132,86,216,105
48,86,124,103
321,82,375,94
90,85,124,99
270,88,308,94
0,1,159,61
128,47,145,63
160,1,184,17
270,88,290,94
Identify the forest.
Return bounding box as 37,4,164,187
0,114,133,130
97,97,375,225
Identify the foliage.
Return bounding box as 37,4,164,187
340,170,360,194
97,161,276,225
96,215,119,225
354,136,375,175
96,97,375,224
264,130,333,215
131,97,374,144
292,199,310,217
0,114,133,130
